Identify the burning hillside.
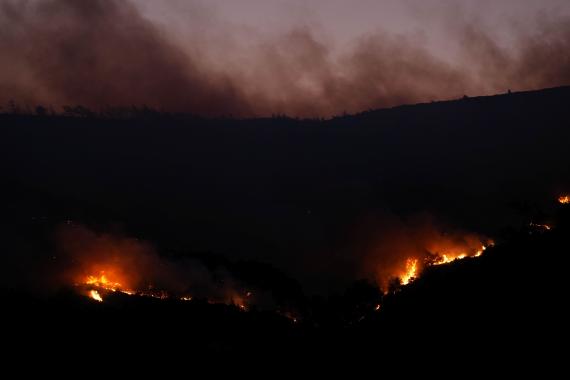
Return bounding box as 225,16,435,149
78,268,250,309
58,225,255,310
393,244,491,288
47,193,569,320
61,220,494,309
79,270,191,303
399,258,418,286
356,214,494,289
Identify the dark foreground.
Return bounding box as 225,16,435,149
4,206,569,361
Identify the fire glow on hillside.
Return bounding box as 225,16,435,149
79,269,248,310
77,242,494,304
396,244,491,286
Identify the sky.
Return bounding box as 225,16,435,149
1,0,570,116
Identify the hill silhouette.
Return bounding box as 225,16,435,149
1,87,570,361
2,86,569,290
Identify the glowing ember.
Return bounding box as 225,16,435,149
374,304,381,311
559,195,569,204
89,290,103,302
139,290,169,300
400,258,418,285
529,222,552,231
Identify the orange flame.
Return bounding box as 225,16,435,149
432,244,490,265
432,253,467,266
84,272,123,291
396,243,491,287
473,245,486,257
400,258,418,285
79,269,243,308
89,290,103,302
80,270,137,301
559,195,570,204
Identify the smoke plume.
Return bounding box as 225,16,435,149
1,0,570,117
54,224,256,304
351,214,490,288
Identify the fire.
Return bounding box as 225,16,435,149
89,290,103,302
433,253,467,266
559,195,570,204
396,244,491,287
84,272,124,291
79,269,248,310
80,270,137,300
230,294,249,311
433,244,490,264
473,245,487,257
400,258,418,285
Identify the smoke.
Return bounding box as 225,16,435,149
54,220,488,300
45,224,298,311
352,214,490,288
1,0,570,117
54,224,250,303
0,0,250,116
457,16,570,93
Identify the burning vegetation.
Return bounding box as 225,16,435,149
361,214,495,290
399,258,418,286
64,221,495,310
80,271,136,301
79,267,250,308
58,225,266,311
394,244,491,287
58,193,569,318
388,193,568,287
84,272,125,292
89,290,103,302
